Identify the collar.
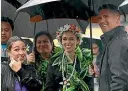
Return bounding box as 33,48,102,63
1,44,7,48
100,26,125,46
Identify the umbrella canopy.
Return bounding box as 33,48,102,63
1,0,16,20
2,0,89,38
2,0,127,60
2,0,128,38
2,0,128,20
80,0,127,14
16,0,96,22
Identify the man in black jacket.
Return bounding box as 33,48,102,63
98,4,128,91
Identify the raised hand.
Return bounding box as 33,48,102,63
9,57,22,72
27,53,35,64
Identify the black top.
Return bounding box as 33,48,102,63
1,60,42,91
44,57,94,91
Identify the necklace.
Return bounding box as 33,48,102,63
60,53,77,90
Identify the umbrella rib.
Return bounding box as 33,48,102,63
5,0,22,9
13,11,19,23
89,17,93,61
46,20,49,32
34,22,37,36
88,0,93,61
92,0,95,15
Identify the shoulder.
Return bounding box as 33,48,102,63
1,61,9,68
117,31,128,40
110,33,128,48
50,51,63,64
1,61,10,76
22,64,35,69
21,64,36,74
1,57,9,62
108,33,128,58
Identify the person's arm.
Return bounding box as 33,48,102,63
44,63,55,91
109,39,128,91
1,62,8,91
16,64,42,91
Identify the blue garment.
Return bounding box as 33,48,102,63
1,44,8,57
15,80,28,91
2,44,7,49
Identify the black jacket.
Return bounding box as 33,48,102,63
1,60,42,91
44,57,94,91
99,26,128,91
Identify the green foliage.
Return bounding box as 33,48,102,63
36,56,49,91
54,46,63,54
51,46,92,91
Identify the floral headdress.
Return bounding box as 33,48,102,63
56,24,82,44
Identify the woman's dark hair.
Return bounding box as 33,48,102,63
1,17,14,30
7,36,25,51
34,31,54,56
92,39,103,53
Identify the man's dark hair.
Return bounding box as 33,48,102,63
98,4,120,15
1,17,14,30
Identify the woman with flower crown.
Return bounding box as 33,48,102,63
44,24,93,91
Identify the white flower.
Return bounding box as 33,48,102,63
59,27,63,32
63,24,70,31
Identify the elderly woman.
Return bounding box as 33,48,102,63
45,24,93,91
1,36,42,91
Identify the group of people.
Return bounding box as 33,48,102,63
1,4,128,91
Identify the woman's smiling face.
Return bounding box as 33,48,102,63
8,40,27,63
61,31,80,53
36,35,53,54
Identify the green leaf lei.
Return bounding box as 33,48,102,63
51,46,92,91
36,55,49,91
36,46,63,91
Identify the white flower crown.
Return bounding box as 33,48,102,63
56,24,82,44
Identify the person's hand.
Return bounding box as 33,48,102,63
89,64,100,77
89,65,95,76
9,57,22,72
27,53,35,64
93,64,100,77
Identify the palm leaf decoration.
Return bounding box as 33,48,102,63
51,46,92,91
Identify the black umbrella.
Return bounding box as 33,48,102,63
15,0,96,22
2,0,128,60
2,0,89,38
13,0,93,38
